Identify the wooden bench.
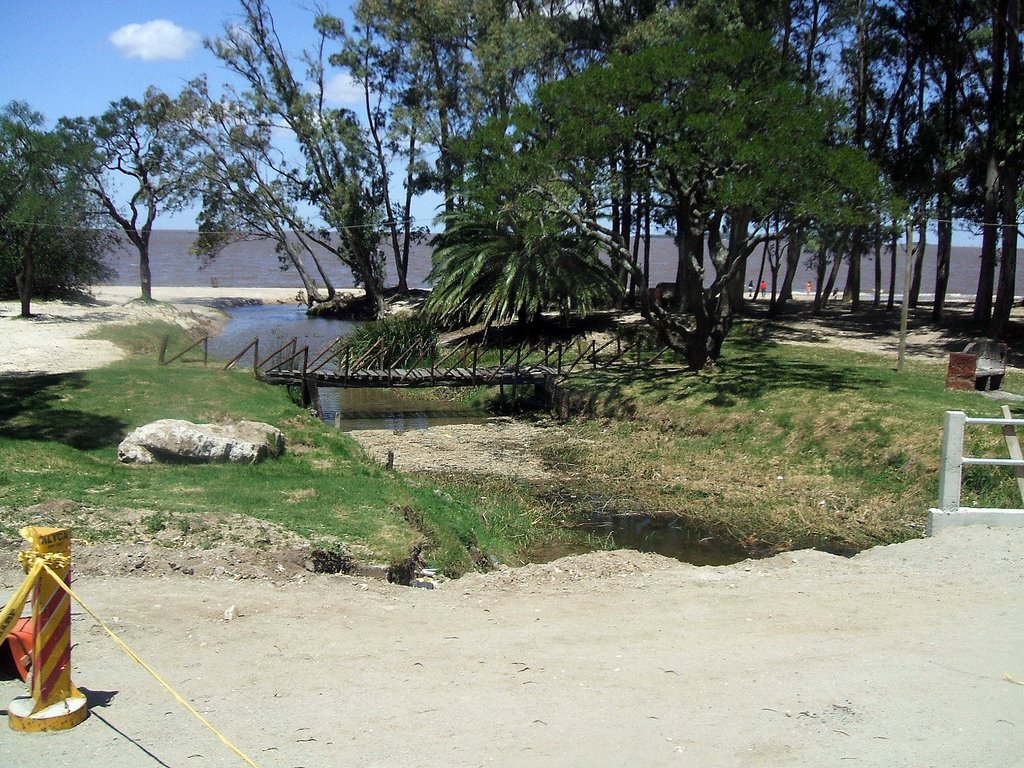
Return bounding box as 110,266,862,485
946,340,1008,391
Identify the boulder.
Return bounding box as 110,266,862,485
118,419,286,465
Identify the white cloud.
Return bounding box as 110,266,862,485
109,20,200,61
323,73,363,105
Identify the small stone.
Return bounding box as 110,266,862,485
223,605,238,621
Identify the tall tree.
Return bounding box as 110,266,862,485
195,0,388,318
0,103,111,316
323,10,425,293
60,87,198,301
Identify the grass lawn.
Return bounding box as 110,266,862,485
0,322,554,575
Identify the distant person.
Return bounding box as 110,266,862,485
760,280,767,293
747,280,754,296
806,281,813,295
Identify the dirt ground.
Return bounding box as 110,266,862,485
0,527,1021,767
1,288,1022,766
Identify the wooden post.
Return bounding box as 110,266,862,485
158,335,169,365
1001,405,1024,506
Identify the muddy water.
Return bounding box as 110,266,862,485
578,511,748,566
530,509,749,567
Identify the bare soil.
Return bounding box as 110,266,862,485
0,289,1022,766
0,526,1020,767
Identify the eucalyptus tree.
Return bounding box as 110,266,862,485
969,0,1022,336
60,87,199,301
0,102,111,316
348,0,474,218
321,9,427,293
194,0,387,317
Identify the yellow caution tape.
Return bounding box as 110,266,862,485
18,549,70,573
0,559,43,647
39,563,262,768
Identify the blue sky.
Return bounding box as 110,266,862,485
0,1,362,121
0,1,451,228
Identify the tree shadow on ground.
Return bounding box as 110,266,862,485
752,301,1024,363
0,373,127,450
574,335,890,415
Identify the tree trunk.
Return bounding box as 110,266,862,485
974,0,1010,326
775,230,804,315
822,241,845,307
16,251,34,318
813,244,828,314
934,211,952,322
991,155,1020,337
139,242,153,301
886,234,898,312
975,157,1001,325
843,233,862,311
872,234,882,307
989,0,1020,338
908,216,926,308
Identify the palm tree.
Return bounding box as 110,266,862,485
425,205,619,328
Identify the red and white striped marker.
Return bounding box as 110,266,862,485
8,526,88,732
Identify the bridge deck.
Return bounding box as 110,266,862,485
261,365,557,389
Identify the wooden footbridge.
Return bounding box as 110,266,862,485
160,332,672,406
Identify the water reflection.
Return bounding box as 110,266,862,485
580,512,747,566
207,303,353,362
321,387,490,432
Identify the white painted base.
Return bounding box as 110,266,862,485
928,507,1024,535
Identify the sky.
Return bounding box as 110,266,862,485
0,0,443,229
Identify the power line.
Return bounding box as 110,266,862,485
0,216,426,233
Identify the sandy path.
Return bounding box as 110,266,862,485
0,526,1020,767
0,288,280,376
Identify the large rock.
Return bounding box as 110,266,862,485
118,419,286,465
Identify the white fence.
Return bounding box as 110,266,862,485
930,409,1024,533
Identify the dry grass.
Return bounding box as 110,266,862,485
542,337,1017,556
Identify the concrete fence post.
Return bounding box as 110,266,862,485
938,410,967,512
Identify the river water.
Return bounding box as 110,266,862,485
100,229,1021,298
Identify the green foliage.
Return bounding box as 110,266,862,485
189,0,389,316
0,101,114,308
59,87,201,301
553,332,1020,554
0,335,553,574
424,205,620,328
345,311,439,365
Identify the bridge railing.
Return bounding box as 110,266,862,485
929,409,1024,533
160,330,677,384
